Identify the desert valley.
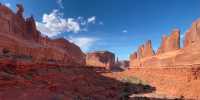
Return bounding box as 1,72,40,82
0,2,200,100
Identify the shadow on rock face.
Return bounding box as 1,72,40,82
0,63,156,100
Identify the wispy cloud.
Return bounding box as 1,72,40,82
67,36,98,52
87,16,96,24
99,21,104,25
56,0,64,9
122,30,128,33
78,16,87,26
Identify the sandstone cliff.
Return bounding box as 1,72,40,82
130,23,200,68
0,4,85,65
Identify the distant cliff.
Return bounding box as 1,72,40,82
86,51,115,69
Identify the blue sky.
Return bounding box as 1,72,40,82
1,0,200,60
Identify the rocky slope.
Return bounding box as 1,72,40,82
0,59,158,100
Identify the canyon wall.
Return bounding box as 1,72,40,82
86,51,115,69
0,4,85,65
130,19,200,68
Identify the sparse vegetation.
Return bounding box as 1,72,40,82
121,76,149,86
119,76,152,100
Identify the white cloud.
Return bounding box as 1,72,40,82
36,10,98,37
57,0,64,9
67,18,81,33
67,36,98,51
77,16,87,26
36,9,80,37
4,3,11,8
122,30,128,33
99,21,104,25
88,16,96,24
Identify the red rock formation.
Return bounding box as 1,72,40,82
129,52,139,68
86,51,115,69
137,44,145,59
137,40,155,59
129,26,200,68
25,16,40,42
130,52,137,60
157,29,180,54
0,4,85,65
143,40,155,58
16,4,24,18
184,19,200,47
115,60,130,69
129,40,154,67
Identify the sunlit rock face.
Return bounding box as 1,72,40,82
129,25,200,68
129,40,155,67
143,40,155,58
86,51,115,69
137,40,155,59
0,4,85,65
130,52,137,61
129,52,139,68
184,19,200,47
157,29,180,54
